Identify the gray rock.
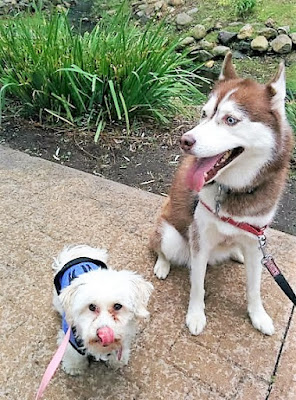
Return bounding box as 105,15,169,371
176,12,193,27
136,10,145,18
199,39,215,51
154,1,165,11
285,52,296,66
251,36,269,52
278,26,290,35
271,34,292,54
258,27,277,40
187,7,198,15
232,50,246,59
265,18,275,28
214,22,223,30
218,31,237,45
138,4,149,10
212,45,230,57
290,33,296,45
191,49,213,62
191,24,207,40
232,40,250,53
179,36,195,47
237,24,254,40
228,22,242,27
168,0,184,5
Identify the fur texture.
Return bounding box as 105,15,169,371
150,53,293,336
53,244,153,375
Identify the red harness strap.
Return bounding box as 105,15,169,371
199,199,267,236
199,199,296,306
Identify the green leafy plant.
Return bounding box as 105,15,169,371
287,90,296,133
0,9,206,140
235,0,256,16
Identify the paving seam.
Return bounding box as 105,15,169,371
169,360,228,399
265,305,295,400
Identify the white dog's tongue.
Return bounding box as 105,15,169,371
187,154,223,192
97,327,115,346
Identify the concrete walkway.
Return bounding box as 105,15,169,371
0,145,296,400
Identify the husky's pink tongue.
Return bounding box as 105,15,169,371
97,327,115,346
187,154,223,192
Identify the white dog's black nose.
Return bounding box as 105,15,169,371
180,134,196,152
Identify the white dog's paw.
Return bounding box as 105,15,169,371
61,361,88,376
154,257,170,280
61,353,89,376
249,309,275,336
186,310,207,335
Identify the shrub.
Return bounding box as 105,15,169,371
287,91,296,133
0,9,205,141
235,0,256,17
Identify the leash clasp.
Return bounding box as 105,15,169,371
215,184,222,215
258,234,267,259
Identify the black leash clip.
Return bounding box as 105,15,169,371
258,234,296,306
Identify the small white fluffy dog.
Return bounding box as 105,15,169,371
52,244,153,375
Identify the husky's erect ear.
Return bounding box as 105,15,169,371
267,62,286,116
219,52,238,81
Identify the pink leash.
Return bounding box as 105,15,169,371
35,327,71,400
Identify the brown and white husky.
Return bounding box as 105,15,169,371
150,53,293,336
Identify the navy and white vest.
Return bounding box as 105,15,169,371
54,257,108,355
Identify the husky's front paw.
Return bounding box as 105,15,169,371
186,310,207,335
249,309,275,336
154,256,170,280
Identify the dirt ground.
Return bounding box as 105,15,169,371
0,117,295,236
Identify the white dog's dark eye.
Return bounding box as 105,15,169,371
89,304,96,312
201,110,207,119
225,116,238,126
113,303,122,311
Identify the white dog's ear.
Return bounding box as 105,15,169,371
267,62,286,117
130,275,153,319
219,52,238,81
59,282,85,324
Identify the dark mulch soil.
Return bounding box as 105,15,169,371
0,118,295,236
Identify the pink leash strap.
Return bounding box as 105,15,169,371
35,327,71,400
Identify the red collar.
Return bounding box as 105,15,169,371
199,199,267,236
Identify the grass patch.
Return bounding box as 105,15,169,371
233,57,296,95
286,91,296,176
0,8,205,139
255,0,296,30
196,0,296,29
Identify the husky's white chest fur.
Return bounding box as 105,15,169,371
150,53,293,337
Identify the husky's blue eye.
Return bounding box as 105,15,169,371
225,116,238,126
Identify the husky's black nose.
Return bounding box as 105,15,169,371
180,134,196,152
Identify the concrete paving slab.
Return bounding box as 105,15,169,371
0,145,296,399
268,311,296,400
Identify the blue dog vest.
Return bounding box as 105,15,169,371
54,257,108,355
